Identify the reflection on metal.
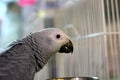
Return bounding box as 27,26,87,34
47,77,99,80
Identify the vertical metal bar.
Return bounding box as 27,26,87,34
89,0,94,76
115,0,120,31
97,0,105,79
75,4,79,77
87,0,92,75
111,0,120,79
101,0,110,80
85,0,89,75
106,0,116,79
111,0,118,78
78,2,85,76
115,0,120,78
94,0,98,76
82,1,88,75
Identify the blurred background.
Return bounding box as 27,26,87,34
0,0,120,80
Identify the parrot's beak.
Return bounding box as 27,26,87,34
59,39,73,54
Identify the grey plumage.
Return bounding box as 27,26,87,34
0,28,73,80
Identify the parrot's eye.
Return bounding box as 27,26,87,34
56,34,61,39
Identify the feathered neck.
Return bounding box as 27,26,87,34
22,35,47,71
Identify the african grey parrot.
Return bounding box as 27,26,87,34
0,28,73,80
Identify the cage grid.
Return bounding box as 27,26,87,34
52,0,120,80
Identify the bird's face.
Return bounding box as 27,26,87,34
35,28,73,54
48,28,73,54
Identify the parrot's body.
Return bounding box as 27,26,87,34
0,28,73,80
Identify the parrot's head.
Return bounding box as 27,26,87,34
24,28,74,69
33,28,73,55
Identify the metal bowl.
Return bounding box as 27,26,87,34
47,77,99,80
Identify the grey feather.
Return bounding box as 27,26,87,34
0,28,73,80
0,36,41,80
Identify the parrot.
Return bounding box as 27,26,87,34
0,28,73,80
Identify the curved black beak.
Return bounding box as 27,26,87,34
59,40,73,54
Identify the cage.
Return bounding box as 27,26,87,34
48,0,120,80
